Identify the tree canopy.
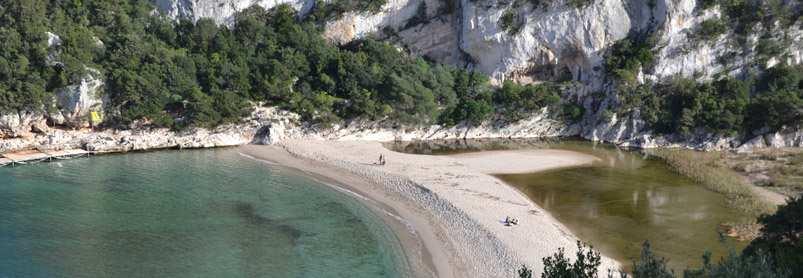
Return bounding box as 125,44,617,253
0,0,567,129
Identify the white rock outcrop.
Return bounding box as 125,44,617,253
738,128,803,152
45,32,63,66
51,69,106,128
459,0,636,83
152,0,802,84
0,111,49,138
1,104,799,155
153,0,314,25
5,1,799,151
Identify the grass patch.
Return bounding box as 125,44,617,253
647,149,775,217
728,148,803,196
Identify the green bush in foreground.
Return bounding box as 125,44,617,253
541,241,602,278
744,197,803,277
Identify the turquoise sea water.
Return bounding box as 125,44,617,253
0,149,406,278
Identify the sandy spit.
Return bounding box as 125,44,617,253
239,140,618,278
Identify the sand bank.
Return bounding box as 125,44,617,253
240,141,618,277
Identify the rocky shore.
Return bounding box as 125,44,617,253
1,106,801,155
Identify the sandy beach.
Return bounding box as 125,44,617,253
239,140,618,278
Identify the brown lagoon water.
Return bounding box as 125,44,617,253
388,139,749,272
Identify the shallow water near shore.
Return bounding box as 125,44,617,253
0,149,407,278
388,139,749,272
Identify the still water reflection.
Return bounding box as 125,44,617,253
389,139,748,272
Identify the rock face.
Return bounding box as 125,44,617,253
0,30,108,138
5,1,798,152
51,69,106,128
45,32,63,66
458,0,634,83
151,0,802,84
153,0,314,24
738,128,803,152
0,111,49,138
0,107,280,153
4,105,796,154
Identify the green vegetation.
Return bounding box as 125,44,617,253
527,0,594,10
607,34,802,137
524,197,803,277
0,0,566,130
755,37,784,62
649,77,750,136
308,0,388,22
495,80,561,120
697,0,719,10
604,33,655,86
744,197,803,277
647,149,774,216
691,0,798,36
502,0,595,34
566,0,594,9
541,241,602,278
746,65,803,133
694,0,801,80
729,148,803,196
659,64,803,137
499,8,524,35
604,1,801,139
694,17,727,42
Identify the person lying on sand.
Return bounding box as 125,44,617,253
504,217,518,226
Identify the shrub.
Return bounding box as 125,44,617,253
494,80,562,121
744,197,803,277
632,241,675,278
499,9,524,35
520,198,801,278
310,0,388,21
697,0,718,10
604,34,655,85
561,103,585,123
541,241,602,278
567,0,594,9
695,18,727,42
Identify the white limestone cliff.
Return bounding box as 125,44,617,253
149,0,801,85
51,69,106,128
4,1,799,151
2,105,799,155
153,0,315,25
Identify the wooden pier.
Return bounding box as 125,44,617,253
0,149,90,167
